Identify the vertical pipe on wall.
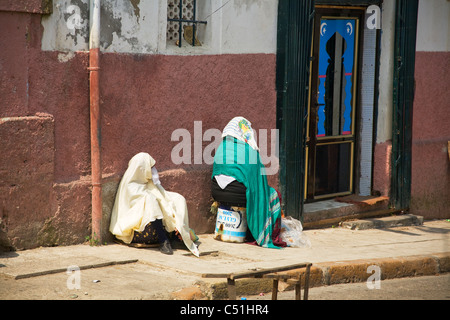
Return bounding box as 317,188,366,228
89,0,102,241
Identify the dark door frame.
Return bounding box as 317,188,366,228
276,0,315,220
276,0,418,219
391,0,419,210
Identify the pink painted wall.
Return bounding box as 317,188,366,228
0,13,91,182
100,53,277,175
99,53,278,235
410,52,450,219
372,51,450,219
0,10,278,248
0,12,91,249
372,141,392,197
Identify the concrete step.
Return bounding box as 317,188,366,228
341,214,424,230
303,196,391,229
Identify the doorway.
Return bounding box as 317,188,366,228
305,7,364,201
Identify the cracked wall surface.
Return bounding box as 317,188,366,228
41,0,160,53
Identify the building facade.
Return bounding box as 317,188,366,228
0,0,448,250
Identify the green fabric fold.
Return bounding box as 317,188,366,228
212,137,281,249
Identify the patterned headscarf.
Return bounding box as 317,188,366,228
222,117,259,150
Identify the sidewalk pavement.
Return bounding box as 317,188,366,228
0,218,449,300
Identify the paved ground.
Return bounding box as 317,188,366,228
246,274,450,300
0,219,449,300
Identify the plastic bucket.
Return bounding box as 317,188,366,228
214,207,247,243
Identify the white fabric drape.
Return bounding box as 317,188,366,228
109,152,199,257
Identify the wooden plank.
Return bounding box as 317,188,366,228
203,262,311,279
202,273,232,278
263,274,292,280
295,278,301,300
230,263,311,280
304,264,311,300
272,279,279,300
286,278,301,285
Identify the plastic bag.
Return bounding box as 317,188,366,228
280,216,311,248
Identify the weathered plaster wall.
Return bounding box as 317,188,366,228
100,53,277,173
1,1,279,249
41,0,279,55
99,52,278,235
372,0,450,219
410,51,450,219
0,113,90,250
409,0,450,219
0,12,91,182
41,0,160,53
0,0,53,14
0,11,92,250
0,115,55,250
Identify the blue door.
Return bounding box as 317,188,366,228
306,8,363,200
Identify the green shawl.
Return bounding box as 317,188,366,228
212,137,281,249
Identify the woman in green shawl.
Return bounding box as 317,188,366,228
212,117,285,249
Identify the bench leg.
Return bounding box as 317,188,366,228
227,278,236,300
272,279,279,300
295,275,302,300
304,264,311,301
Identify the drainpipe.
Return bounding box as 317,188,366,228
89,0,102,241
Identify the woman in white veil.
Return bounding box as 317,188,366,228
109,152,199,257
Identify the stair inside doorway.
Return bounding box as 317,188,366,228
302,196,394,229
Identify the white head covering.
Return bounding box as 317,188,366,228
222,116,259,150
109,152,199,257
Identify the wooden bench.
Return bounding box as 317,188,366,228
202,262,312,300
